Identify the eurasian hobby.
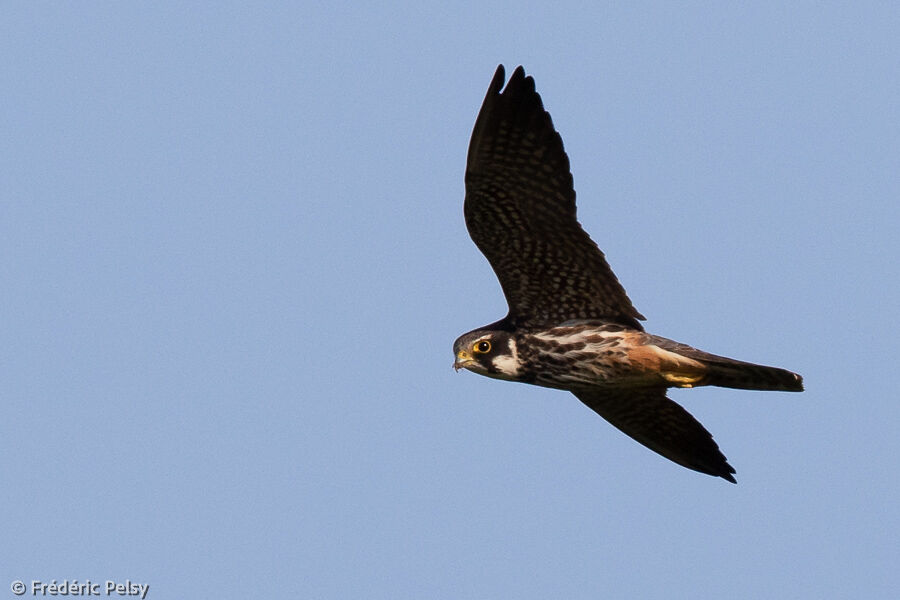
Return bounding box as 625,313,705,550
453,65,803,483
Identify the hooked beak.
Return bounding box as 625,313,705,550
453,350,474,372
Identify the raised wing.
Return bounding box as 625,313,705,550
574,388,737,482
464,65,644,330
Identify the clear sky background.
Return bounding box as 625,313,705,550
2,3,898,599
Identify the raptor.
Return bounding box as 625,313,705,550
453,65,803,483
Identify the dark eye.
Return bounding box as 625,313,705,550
473,340,492,354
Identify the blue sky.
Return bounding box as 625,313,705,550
2,3,898,598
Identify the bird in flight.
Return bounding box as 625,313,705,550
453,65,803,483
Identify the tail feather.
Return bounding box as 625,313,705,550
701,357,803,392
651,335,804,392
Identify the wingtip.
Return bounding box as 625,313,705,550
488,65,530,96
716,456,738,483
488,64,506,95
702,461,736,483
506,65,532,95
718,459,737,483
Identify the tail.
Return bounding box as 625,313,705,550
700,356,803,392
651,336,804,392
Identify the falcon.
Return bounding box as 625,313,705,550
453,65,803,483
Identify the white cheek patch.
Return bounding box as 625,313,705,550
490,338,521,377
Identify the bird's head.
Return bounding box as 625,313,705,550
452,329,521,380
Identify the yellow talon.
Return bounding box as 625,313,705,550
662,372,704,388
